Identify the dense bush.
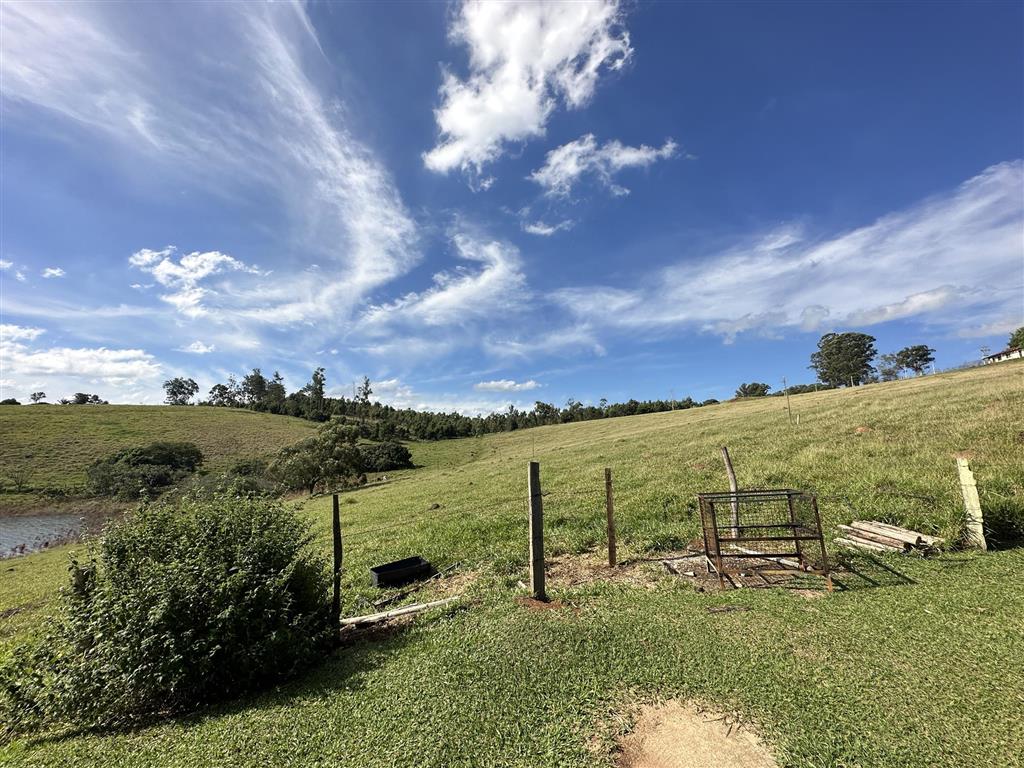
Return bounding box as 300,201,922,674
270,419,364,494
360,441,413,472
86,441,203,499
183,458,280,498
0,493,331,733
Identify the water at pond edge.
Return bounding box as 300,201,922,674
1,513,85,558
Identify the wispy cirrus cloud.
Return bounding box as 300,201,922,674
552,161,1024,342
424,0,632,182
522,219,575,237
2,2,419,334
530,134,678,197
360,231,527,331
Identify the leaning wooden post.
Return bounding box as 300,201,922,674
604,468,617,567
332,493,343,625
720,447,740,537
955,456,986,551
528,461,547,601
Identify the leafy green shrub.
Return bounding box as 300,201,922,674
270,419,364,494
86,441,203,499
360,441,413,472
0,493,331,733
183,458,280,498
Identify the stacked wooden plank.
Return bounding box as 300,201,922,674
834,520,942,554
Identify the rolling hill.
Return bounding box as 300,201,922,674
0,405,315,513
2,361,1023,767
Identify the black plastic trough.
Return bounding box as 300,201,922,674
369,555,434,588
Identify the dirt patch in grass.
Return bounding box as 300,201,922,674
515,596,570,611
615,700,778,768
544,551,694,590
543,550,833,596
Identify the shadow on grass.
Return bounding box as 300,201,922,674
16,619,423,748
830,551,916,591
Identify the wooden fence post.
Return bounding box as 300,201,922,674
332,493,343,625
955,457,987,551
528,461,546,601
720,447,740,536
605,468,617,567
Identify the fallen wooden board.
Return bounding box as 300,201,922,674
852,520,940,548
837,525,911,551
834,536,899,554
340,596,462,627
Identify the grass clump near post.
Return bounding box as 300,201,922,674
0,492,331,735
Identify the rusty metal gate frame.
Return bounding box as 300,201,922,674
698,489,833,591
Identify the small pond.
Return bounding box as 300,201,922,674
0,513,84,558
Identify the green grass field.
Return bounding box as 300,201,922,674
2,362,1023,767
0,405,315,513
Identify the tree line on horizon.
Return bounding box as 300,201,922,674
160,369,723,441
157,332,949,441
5,328,1019,416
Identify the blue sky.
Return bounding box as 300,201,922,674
2,0,1022,411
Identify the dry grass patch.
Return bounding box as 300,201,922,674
615,700,778,768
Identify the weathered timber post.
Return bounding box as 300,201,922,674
720,447,740,537
332,493,343,625
528,461,547,601
955,457,986,551
604,468,617,567
783,376,794,425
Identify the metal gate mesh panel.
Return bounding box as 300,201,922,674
698,489,831,588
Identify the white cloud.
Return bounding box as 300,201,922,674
1,341,161,385
486,324,606,359
2,2,419,332
129,246,263,318
179,340,215,354
530,133,677,197
361,231,527,330
0,259,11,270
14,271,27,282
551,161,1024,341
41,267,65,278
474,378,540,391
957,318,1022,339
424,0,632,180
373,377,526,416
1,324,46,342
522,219,575,236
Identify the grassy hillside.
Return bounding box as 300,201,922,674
0,405,315,511
2,362,1023,767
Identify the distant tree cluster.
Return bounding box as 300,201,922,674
191,367,718,442
735,382,771,398
62,393,108,405
1,392,107,405
809,333,934,386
